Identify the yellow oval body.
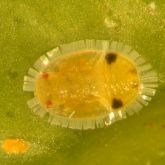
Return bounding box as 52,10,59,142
23,40,158,129
35,50,140,119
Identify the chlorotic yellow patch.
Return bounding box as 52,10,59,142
35,50,140,119
2,139,29,154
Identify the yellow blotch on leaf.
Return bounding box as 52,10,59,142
1,139,29,154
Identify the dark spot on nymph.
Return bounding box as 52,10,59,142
105,52,117,64
112,98,123,109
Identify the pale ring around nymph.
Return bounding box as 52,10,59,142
23,40,159,130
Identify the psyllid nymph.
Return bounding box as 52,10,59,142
23,40,158,130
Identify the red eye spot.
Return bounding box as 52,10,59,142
42,72,49,79
46,100,52,107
